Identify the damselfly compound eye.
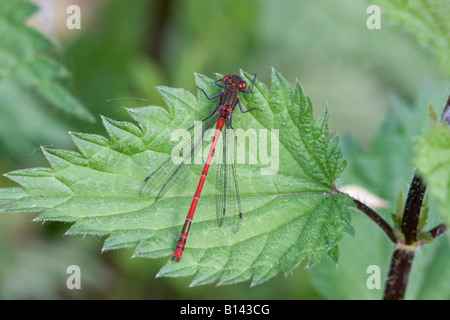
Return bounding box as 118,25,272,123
241,81,247,90
222,75,231,83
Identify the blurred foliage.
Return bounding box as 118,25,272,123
0,0,448,299
0,0,92,168
374,0,450,77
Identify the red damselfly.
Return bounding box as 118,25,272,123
139,74,258,261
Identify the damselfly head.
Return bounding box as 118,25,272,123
222,75,247,91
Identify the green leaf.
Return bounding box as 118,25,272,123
0,69,353,286
414,122,450,227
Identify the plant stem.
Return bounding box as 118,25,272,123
440,94,450,125
428,223,447,238
383,173,427,300
350,94,450,300
382,95,450,299
351,198,398,243
383,248,415,300
351,176,447,300
402,175,427,244
352,184,447,300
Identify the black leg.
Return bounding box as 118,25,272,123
237,98,262,113
215,79,228,89
197,86,223,100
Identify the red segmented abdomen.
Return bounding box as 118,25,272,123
172,116,226,261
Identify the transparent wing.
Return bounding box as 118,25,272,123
215,118,243,232
139,113,219,201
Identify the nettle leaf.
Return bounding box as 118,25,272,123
414,122,450,227
0,69,354,286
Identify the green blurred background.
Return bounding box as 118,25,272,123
0,0,448,299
